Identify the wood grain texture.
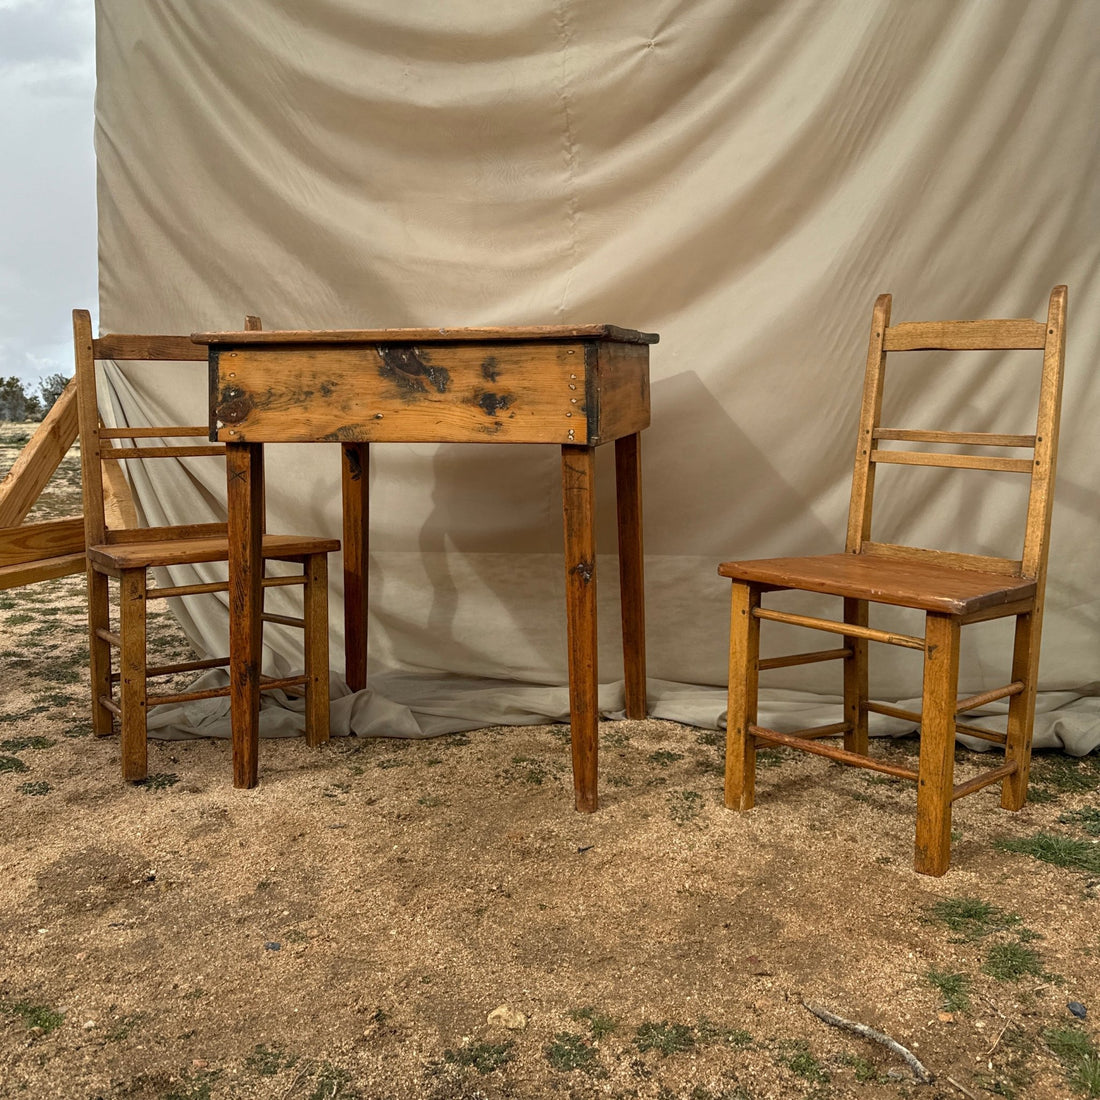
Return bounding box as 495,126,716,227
196,324,659,346
561,445,599,813
724,582,760,810
614,433,647,718
914,613,961,876
883,318,1046,351
0,551,85,590
843,597,868,754
341,443,370,691
304,552,331,747
94,334,207,361
720,553,1035,615
88,532,337,570
870,449,1032,474
0,517,85,567
118,569,148,781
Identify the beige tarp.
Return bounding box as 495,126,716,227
93,0,1100,751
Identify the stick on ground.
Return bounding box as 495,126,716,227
803,1000,935,1084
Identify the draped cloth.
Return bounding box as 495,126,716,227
94,0,1100,752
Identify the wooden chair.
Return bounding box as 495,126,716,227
720,286,1067,875
73,309,340,782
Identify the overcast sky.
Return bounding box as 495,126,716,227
0,0,97,389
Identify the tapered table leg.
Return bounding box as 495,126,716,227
615,432,647,718
562,444,599,813
227,442,264,788
341,442,370,691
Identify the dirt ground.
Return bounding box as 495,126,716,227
2,429,1099,1100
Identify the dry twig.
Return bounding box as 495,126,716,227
802,1000,934,1084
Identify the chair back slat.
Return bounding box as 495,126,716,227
861,541,1021,577
101,444,227,460
105,522,228,545
100,426,210,439
844,287,1068,578
883,318,1047,351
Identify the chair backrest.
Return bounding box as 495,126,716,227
72,309,262,547
845,286,1067,585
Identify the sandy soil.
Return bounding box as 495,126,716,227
2,428,1099,1100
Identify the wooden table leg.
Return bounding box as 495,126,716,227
561,444,599,813
341,442,370,691
227,442,263,788
615,432,647,719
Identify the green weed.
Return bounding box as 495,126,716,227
0,736,56,751
568,1005,617,1039
246,1042,298,1076
1044,1026,1100,1097
648,750,684,766
17,781,51,796
777,1039,830,1084
925,896,1021,939
545,1032,599,1073
1058,808,1100,836
668,789,703,825
0,754,29,774
995,833,1100,875
137,772,180,790
7,1000,64,1033
443,1040,515,1075
926,968,971,1012
634,1020,695,1056
982,942,1044,982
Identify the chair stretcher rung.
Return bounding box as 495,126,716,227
952,762,1017,802
98,695,121,716
956,682,1025,713
873,428,1037,448
262,575,307,588
782,721,851,740
864,701,1009,744
95,627,122,647
758,647,851,671
753,607,925,650
750,725,919,781
148,580,229,600
147,656,228,678
262,612,306,628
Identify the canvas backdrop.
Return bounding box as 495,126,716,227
93,0,1100,751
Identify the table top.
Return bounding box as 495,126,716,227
192,324,659,347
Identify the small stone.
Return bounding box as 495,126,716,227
1068,1001,1087,1019
192,1059,208,1069
937,1012,955,1023
82,1020,96,1031
487,1004,527,1030
264,941,281,951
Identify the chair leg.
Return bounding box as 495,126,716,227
843,597,868,755
914,613,961,876
725,582,760,810
118,568,149,782
1002,610,1037,811
303,552,331,747
86,566,115,737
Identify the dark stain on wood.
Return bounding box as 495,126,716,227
216,385,256,424
320,425,369,442
378,346,451,395
342,443,365,479
474,391,514,417
481,356,500,382
570,559,594,585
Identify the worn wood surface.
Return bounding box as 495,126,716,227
118,569,149,781
210,339,651,446
341,443,370,692
561,445,599,813
196,324,658,346
0,517,85,567
88,532,338,571
724,582,760,811
719,554,1035,615
614,433,647,718
304,552,331,747
883,318,1046,351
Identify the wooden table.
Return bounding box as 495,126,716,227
194,324,658,810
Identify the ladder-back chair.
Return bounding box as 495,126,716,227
719,286,1067,875
73,309,340,782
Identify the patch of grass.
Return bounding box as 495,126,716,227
105,1012,148,1042
696,1018,752,1049
6,1000,65,1033
1031,752,1100,794
246,1042,298,1076
163,1071,220,1100
509,755,547,784
925,896,1021,940
307,1063,360,1100
1058,808,1100,836
777,1039,830,1084
648,750,684,766
0,755,29,774
995,833,1100,875
756,748,784,768
982,942,1044,982
840,1052,882,1084
4,612,34,625
0,736,56,751
545,1032,599,1073
1044,1026,1100,1097
443,1040,515,1075
569,1005,617,1039
635,1020,696,1056
136,772,180,790
17,781,51,797
668,789,703,825
926,968,971,1012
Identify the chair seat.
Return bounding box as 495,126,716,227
717,552,1036,617
89,533,340,571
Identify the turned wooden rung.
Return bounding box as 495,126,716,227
147,656,228,678
865,701,1008,745
148,580,230,600
95,627,122,647
782,720,852,740
758,647,852,671
753,607,925,650
98,695,121,716
750,725,919,781
262,612,306,629
952,762,1018,802
956,681,1025,713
